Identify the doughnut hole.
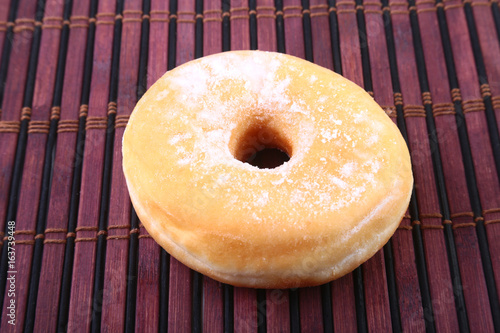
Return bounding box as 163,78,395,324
230,117,293,169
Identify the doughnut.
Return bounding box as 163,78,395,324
122,51,413,288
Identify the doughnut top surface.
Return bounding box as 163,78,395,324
122,51,413,288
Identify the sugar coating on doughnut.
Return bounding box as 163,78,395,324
123,51,413,288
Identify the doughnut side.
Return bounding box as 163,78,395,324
124,165,411,289
122,50,413,288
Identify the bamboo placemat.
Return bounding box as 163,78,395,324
0,0,499,331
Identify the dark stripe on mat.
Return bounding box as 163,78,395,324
383,241,402,332
222,0,230,51
249,0,257,49
327,0,342,75
301,0,313,61
275,0,285,53
0,0,20,113
289,288,300,333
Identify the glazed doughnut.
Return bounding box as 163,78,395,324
122,51,413,288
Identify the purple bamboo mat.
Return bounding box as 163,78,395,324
0,0,499,331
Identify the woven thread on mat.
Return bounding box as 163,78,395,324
74,237,97,243
394,92,403,105
107,235,131,240
70,15,90,28
471,1,492,6
4,230,36,245
451,212,474,218
14,230,36,235
43,228,68,243
79,104,89,117
414,1,439,13
0,21,10,32
398,225,412,230
148,9,169,22
28,120,50,134
396,211,462,230
85,116,107,130
452,222,477,229
492,96,500,109
462,99,484,114
13,18,35,32
381,105,397,118
177,11,196,23
44,239,67,244
483,208,500,214
122,10,142,23
230,7,249,20
485,219,500,225
105,226,141,240
96,12,115,25
433,103,455,117
107,101,117,115
108,224,129,230
282,5,302,18
41,16,63,29
21,107,32,120
480,83,491,97
389,2,409,14
75,226,98,232
451,88,462,102
482,208,500,225
403,105,426,117
203,9,222,22
363,1,383,13
14,240,35,245
422,92,432,105
51,106,61,120
115,115,129,128
57,120,79,133
255,6,277,19
336,1,356,14
310,4,329,17
0,121,20,133
420,213,443,218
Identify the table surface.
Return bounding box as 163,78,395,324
0,0,500,331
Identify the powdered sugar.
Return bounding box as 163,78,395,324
329,176,348,189
168,133,193,145
340,162,357,177
320,128,339,143
153,51,390,221
255,191,269,206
